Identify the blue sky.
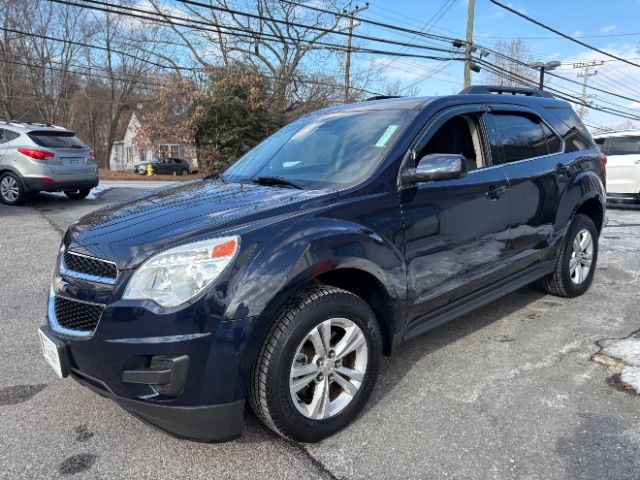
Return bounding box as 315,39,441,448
350,0,640,130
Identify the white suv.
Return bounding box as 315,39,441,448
594,130,640,202
0,121,98,205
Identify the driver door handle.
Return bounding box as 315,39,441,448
485,185,507,200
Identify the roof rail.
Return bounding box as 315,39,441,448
365,95,402,101
459,85,554,98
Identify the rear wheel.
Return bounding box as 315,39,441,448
250,285,381,442
541,214,598,297
64,188,90,200
0,172,24,205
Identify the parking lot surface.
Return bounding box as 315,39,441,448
1,184,638,480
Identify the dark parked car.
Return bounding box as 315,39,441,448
134,157,191,176
38,86,606,443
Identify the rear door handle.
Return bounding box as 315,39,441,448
485,185,507,200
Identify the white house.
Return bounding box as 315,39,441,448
109,111,198,171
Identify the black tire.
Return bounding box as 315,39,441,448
64,188,91,200
0,172,25,205
181,169,189,176
250,285,381,442
541,214,598,297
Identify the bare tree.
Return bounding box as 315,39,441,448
147,0,342,122
482,39,537,87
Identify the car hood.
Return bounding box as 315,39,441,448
67,180,337,268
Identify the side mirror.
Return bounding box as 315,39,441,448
401,154,468,185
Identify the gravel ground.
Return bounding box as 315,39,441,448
0,184,638,480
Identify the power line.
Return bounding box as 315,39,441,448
50,0,459,63
157,0,457,54
0,57,168,88
476,58,640,122
0,26,180,70
489,0,640,70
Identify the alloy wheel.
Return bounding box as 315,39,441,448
570,228,593,284
0,176,19,202
289,317,368,420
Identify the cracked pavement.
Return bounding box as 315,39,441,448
0,184,639,479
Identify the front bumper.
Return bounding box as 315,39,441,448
70,362,245,442
44,290,267,441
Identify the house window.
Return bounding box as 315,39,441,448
139,150,146,163
158,144,180,158
126,147,133,165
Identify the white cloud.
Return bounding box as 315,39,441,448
571,30,583,38
600,25,617,34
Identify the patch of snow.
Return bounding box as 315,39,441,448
620,366,640,392
42,184,111,200
602,338,640,366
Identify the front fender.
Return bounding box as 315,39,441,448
225,217,405,321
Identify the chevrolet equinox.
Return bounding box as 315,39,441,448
38,86,607,443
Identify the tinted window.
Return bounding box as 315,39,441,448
224,109,416,189
0,129,19,143
606,136,640,155
544,107,594,152
492,113,548,163
28,131,86,149
541,122,562,153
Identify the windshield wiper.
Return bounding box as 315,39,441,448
251,176,303,189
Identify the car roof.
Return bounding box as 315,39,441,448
592,129,640,139
313,90,569,116
0,120,71,133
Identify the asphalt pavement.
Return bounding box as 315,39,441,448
0,182,638,480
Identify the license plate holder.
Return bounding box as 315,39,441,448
38,327,70,378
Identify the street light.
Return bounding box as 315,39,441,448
530,60,562,90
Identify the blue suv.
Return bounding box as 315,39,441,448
38,86,606,443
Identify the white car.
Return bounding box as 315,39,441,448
594,130,640,202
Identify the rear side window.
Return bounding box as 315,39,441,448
491,113,549,164
0,129,20,143
605,136,640,155
27,131,86,149
544,107,594,152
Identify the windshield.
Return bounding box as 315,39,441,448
223,109,415,189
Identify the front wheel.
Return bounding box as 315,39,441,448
541,213,599,297
64,188,91,200
250,285,381,442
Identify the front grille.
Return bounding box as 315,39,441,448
63,251,117,280
54,296,104,332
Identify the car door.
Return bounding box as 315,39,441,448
601,135,640,195
485,106,564,274
0,129,7,163
399,105,511,328
155,158,169,174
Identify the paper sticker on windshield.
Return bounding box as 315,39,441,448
375,125,399,148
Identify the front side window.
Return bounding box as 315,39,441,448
605,136,640,155
491,113,548,164
415,114,486,171
223,109,416,189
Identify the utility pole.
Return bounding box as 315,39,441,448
344,3,368,103
463,0,476,88
573,60,603,119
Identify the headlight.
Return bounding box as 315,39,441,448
123,236,239,308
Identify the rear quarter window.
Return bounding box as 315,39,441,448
27,131,86,149
544,107,595,152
